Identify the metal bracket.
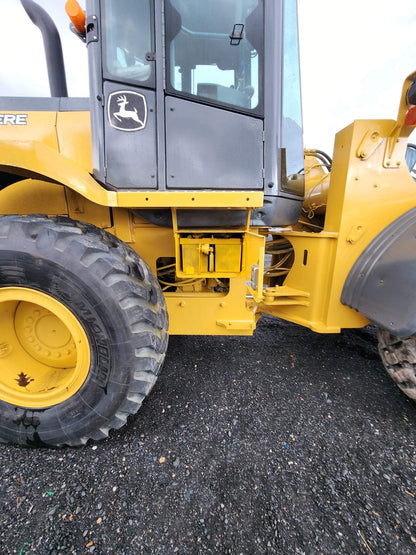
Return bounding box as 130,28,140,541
356,129,383,160
383,135,403,169
383,70,416,168
86,15,99,44
262,286,310,307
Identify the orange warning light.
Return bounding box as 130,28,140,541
405,106,416,126
65,0,86,36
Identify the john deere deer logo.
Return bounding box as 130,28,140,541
108,91,147,131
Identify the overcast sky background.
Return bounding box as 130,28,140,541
0,0,415,153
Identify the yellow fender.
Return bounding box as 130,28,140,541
0,139,116,207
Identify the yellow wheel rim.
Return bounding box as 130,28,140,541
0,287,90,408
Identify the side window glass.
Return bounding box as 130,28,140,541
281,0,304,196
406,144,416,180
103,0,154,86
166,0,263,114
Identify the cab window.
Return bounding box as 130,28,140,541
280,0,304,196
165,0,264,114
102,0,154,87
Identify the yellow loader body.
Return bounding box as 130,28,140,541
1,101,415,337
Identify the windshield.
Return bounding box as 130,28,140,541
165,0,264,114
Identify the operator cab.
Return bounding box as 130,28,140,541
87,0,304,226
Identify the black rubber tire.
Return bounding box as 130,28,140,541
377,329,416,400
0,215,168,446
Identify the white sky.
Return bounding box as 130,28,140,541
1,0,415,154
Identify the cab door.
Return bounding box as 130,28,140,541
88,0,264,192
89,0,158,190
164,0,264,190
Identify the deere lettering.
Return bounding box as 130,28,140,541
0,114,28,125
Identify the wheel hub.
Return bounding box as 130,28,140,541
15,303,77,368
0,287,90,408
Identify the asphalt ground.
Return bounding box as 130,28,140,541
0,316,415,554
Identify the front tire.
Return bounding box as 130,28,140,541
377,329,416,400
0,215,168,446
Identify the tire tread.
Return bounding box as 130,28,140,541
0,215,168,446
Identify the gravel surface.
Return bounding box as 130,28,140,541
0,316,415,554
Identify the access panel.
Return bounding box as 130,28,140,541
165,96,263,190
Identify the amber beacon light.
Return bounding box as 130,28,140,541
65,0,86,36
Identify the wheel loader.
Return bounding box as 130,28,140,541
0,0,415,447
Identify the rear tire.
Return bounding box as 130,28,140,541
0,215,168,446
377,329,416,400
